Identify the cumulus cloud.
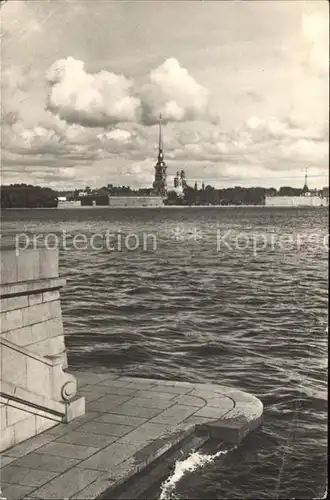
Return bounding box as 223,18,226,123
45,57,216,128
97,128,131,142
46,56,141,127
139,58,215,125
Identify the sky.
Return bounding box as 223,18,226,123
0,0,329,190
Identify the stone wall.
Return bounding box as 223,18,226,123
0,248,85,452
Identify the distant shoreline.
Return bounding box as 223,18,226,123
2,204,328,210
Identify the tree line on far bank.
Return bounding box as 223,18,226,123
0,184,58,208
0,183,306,208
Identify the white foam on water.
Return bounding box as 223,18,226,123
159,446,236,500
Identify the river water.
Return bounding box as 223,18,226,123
1,207,328,499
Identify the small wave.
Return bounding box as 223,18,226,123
159,446,235,500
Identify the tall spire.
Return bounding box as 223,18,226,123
158,113,163,152
153,112,167,197
302,167,309,194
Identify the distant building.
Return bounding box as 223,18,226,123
265,172,329,207
173,170,186,197
322,186,329,198
108,196,163,207
301,170,309,195
57,200,81,209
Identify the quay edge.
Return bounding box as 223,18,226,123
1,371,263,500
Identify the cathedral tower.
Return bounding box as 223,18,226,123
153,114,167,196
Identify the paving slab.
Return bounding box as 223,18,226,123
0,373,263,500
0,465,58,487
34,441,100,460
75,421,135,438
55,430,119,448
109,402,164,419
95,413,147,427
5,452,80,473
87,394,134,413
0,482,35,500
135,389,178,400
0,456,15,469
121,396,176,410
28,468,103,499
77,441,143,471
3,434,55,458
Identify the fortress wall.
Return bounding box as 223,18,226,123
108,196,164,207
265,196,328,207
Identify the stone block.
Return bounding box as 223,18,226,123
0,251,18,285
6,405,30,427
31,467,102,500
13,414,37,444
17,250,40,282
27,335,65,357
0,426,15,452
35,441,99,460
1,344,27,388
30,317,63,343
42,290,60,303
0,404,7,429
1,295,29,313
35,415,58,434
22,302,52,327
26,356,51,398
1,464,58,487
1,326,33,346
62,351,68,370
65,397,86,422
49,300,62,319
38,248,59,279
0,309,24,333
28,293,43,306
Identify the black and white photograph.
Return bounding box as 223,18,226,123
0,1,328,499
